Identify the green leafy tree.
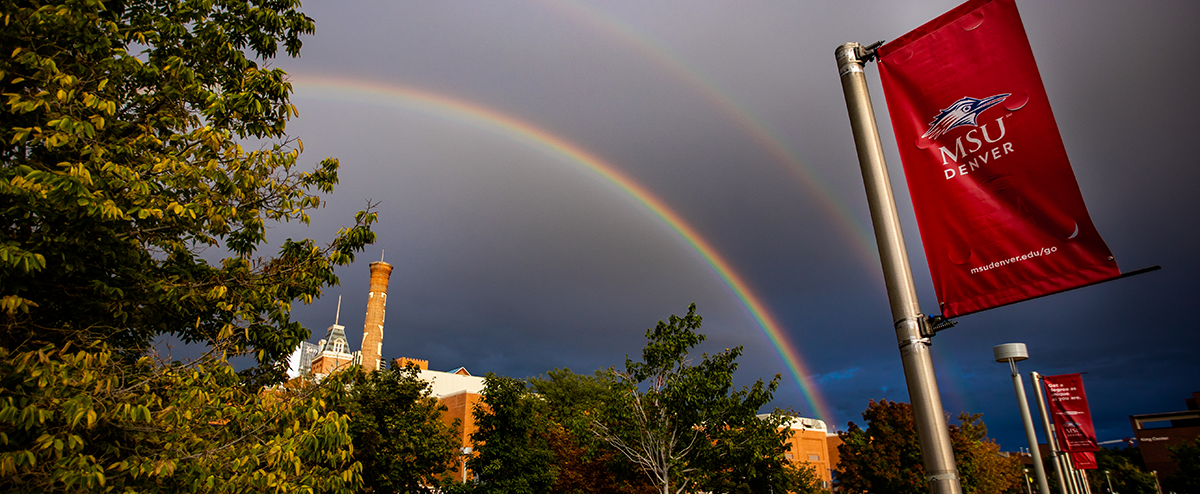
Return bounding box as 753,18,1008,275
0,343,362,492
836,399,926,493
0,0,373,375
0,0,376,491
950,413,1022,494
591,303,802,494
465,374,558,494
784,462,829,494
530,368,656,494
1085,447,1157,494
837,400,1021,494
334,362,460,494
1165,437,1200,494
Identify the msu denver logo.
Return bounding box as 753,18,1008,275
922,93,1010,140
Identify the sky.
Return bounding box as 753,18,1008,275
255,0,1200,452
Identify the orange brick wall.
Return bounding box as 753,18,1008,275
394,357,429,370
309,354,352,376
783,426,833,485
825,433,843,484
439,391,483,481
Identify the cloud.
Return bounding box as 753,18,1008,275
814,367,860,384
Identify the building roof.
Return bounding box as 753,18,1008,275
317,323,351,355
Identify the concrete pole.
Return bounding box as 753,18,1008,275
1032,372,1071,494
836,41,962,494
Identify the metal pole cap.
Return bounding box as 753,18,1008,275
993,342,1029,362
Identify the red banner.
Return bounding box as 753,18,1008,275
876,0,1119,318
1042,373,1099,453
1070,452,1098,470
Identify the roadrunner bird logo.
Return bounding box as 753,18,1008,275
922,93,1010,140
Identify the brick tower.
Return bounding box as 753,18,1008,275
359,260,393,372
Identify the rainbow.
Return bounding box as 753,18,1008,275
541,0,880,268
289,74,835,424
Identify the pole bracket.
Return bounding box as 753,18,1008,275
928,472,961,483
920,314,958,338
898,336,932,349
856,40,885,62
895,316,933,348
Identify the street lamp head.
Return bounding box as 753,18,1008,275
994,342,1029,362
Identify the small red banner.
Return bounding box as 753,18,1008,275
1042,373,1099,453
876,0,1119,317
1070,451,1098,470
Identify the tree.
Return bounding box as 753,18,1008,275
782,462,829,494
951,413,1022,494
1165,437,1200,494
0,343,362,492
836,400,1021,494
529,368,656,494
0,0,373,375
334,362,460,493
465,374,558,494
0,0,375,490
1086,447,1157,494
591,303,801,494
836,399,927,493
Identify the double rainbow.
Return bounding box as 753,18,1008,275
290,75,836,424
542,0,879,269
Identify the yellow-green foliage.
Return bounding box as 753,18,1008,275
0,0,374,365
0,343,362,492
0,0,377,491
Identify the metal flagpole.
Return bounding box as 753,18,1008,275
1070,461,1085,494
1065,462,1079,494
1032,372,1070,494
836,41,962,494
1063,435,1081,494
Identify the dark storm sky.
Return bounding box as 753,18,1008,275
264,0,1200,451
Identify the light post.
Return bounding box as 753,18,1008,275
1151,471,1162,494
460,446,473,483
996,343,1052,494
1104,470,1115,494
1025,468,1034,494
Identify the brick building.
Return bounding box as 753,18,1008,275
770,415,836,488
288,261,835,488
1130,391,1200,478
